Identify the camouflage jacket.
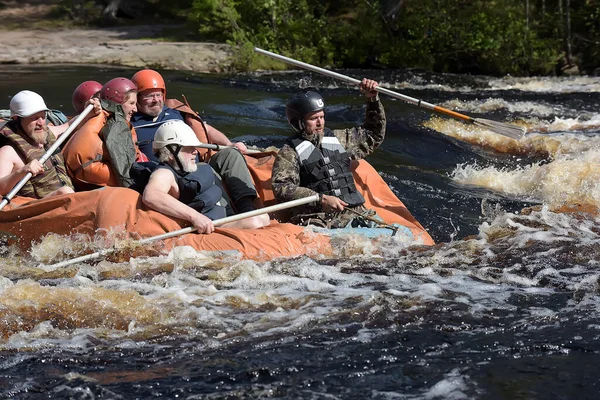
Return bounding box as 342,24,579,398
271,96,386,219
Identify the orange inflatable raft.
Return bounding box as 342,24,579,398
0,152,434,260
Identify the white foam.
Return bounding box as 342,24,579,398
0,276,14,291
487,75,600,93
441,98,557,117
423,369,469,399
451,146,600,207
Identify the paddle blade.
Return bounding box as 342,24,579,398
474,118,526,140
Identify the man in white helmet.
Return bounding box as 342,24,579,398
0,90,101,199
130,69,262,215
142,120,270,234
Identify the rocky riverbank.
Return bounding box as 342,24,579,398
0,25,233,73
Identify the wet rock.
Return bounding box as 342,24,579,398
561,64,580,76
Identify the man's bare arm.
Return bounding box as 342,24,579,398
0,146,45,195
142,168,215,234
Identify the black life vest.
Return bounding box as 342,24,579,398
289,129,365,207
0,120,73,198
158,163,226,220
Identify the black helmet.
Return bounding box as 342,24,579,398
285,89,325,132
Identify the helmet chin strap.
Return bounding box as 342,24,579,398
299,120,318,142
167,144,186,172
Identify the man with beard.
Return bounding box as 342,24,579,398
130,69,260,214
271,78,387,228
0,90,99,199
142,120,269,234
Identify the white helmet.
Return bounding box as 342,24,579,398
10,90,49,117
152,120,202,152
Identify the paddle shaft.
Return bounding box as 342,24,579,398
198,143,261,154
254,47,473,123
0,104,94,211
138,194,319,243
46,194,320,269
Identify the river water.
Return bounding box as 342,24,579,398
1,64,600,399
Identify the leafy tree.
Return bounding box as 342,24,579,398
57,0,600,75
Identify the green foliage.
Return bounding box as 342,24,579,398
53,1,102,24
188,0,241,41
372,0,561,75
58,0,600,75
572,0,600,71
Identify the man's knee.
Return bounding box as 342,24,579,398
219,148,241,157
209,147,244,168
56,186,74,195
246,214,270,229
46,186,74,198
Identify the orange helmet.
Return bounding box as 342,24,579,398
131,69,166,96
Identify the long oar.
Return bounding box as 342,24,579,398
254,48,526,140
46,194,320,269
0,104,94,211
198,143,262,154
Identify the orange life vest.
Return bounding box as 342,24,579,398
62,111,147,191
165,98,213,161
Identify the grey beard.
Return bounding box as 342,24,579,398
139,102,163,118
30,126,50,145
175,154,198,173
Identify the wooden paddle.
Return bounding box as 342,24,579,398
0,103,95,211
254,48,526,140
45,194,320,269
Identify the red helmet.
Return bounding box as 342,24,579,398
131,69,166,96
72,80,103,113
100,77,137,104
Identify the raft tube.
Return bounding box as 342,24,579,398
0,152,434,260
